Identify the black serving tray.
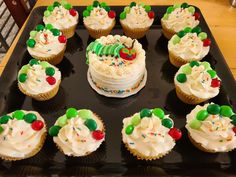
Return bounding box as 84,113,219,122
0,5,236,176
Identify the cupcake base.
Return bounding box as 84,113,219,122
61,24,77,39
161,20,176,39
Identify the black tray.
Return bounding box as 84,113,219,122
0,6,236,176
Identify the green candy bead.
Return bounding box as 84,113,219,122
50,28,60,36
100,2,107,7
166,6,174,14
181,2,189,8
130,2,136,7
45,67,55,76
104,6,110,12
47,5,54,12
20,65,30,74
0,115,11,124
172,35,181,45
189,61,200,67
125,125,134,135
162,13,169,20
191,26,202,34
57,115,67,127
83,10,90,17
184,27,192,33
35,24,44,31
61,0,67,6
140,108,152,118
207,104,221,115
198,32,207,40
78,109,93,120
46,24,53,30
85,119,97,131
24,113,37,123
26,39,36,48
124,6,130,13
188,6,195,13
189,119,201,129
153,108,165,119
93,0,100,7
53,1,61,7
131,114,141,126
87,5,94,12
29,59,39,66
196,110,209,121
30,30,37,38
44,10,51,17
49,125,61,136
201,61,211,70
182,65,192,75
66,108,78,119
207,70,216,78
220,105,233,117
40,61,50,68
162,118,173,128
230,115,236,126
176,73,187,83
177,30,186,38
0,126,4,133
140,2,145,7
173,4,181,9
64,3,72,10
144,5,151,12
18,73,27,83
120,12,126,20
12,110,25,120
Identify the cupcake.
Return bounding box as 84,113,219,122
161,3,200,39
18,59,61,101
168,26,211,67
26,24,67,65
186,103,236,153
122,108,182,160
174,61,221,104
119,2,155,39
83,1,116,39
49,108,105,157
43,1,79,38
0,110,46,161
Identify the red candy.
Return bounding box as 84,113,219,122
92,130,105,140
193,12,200,20
108,10,116,18
58,35,67,43
31,120,44,131
203,38,211,47
211,78,221,88
46,76,56,85
69,8,77,16
168,128,182,141
148,11,155,19
233,127,236,134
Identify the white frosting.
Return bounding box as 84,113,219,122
53,114,104,156
186,104,236,152
168,33,210,61
174,63,220,99
18,63,61,95
122,113,175,157
83,7,114,30
0,111,46,158
43,6,78,29
27,29,66,58
121,5,154,28
161,7,199,32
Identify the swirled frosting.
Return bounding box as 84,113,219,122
186,104,236,152
0,111,46,158
168,33,210,60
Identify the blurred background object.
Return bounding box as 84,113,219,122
231,0,236,7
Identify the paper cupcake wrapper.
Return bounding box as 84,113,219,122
161,20,176,39
61,24,77,39
18,80,61,101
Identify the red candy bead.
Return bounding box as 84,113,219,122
58,35,67,43
211,78,221,88
46,76,56,85
193,12,200,20
69,8,77,16
31,120,44,131
92,130,105,140
233,126,236,134
108,10,116,18
168,127,182,141
148,11,155,19
203,38,211,47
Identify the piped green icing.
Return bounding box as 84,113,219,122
114,44,125,57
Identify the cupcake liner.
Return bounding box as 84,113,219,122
18,79,61,101
161,20,176,39
85,20,115,39
61,24,77,39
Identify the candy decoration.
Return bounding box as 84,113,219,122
220,105,233,117
18,73,27,83
130,2,136,8
46,76,56,85
176,73,187,83
35,24,44,32
125,125,134,135
177,30,186,38
184,27,192,33
29,59,39,66
12,110,25,120
203,38,211,47
92,130,105,140
104,6,111,12
93,0,100,7
61,0,67,6
131,114,141,126
0,115,11,124
108,10,116,18
45,67,55,76
166,6,174,14
168,128,182,141
181,3,189,8
162,118,173,128
51,28,60,36
47,5,54,12
31,120,44,131
66,108,78,119
53,1,61,7
69,8,77,16
20,65,30,74
87,5,94,12
196,110,209,121
30,30,37,38
124,6,130,13
49,125,61,136
233,126,236,134
64,3,72,10
57,115,68,127
188,6,195,13
148,11,155,19
58,35,67,43
162,13,169,20
85,119,97,131
207,104,221,115
172,35,181,45
24,113,37,123
193,12,201,20
83,10,90,17
78,109,92,120
100,2,107,8
44,10,51,17
191,26,202,34
182,65,192,75
46,24,53,30
140,108,152,118
173,4,181,9
189,61,200,67
207,70,216,78
189,119,201,129
27,39,36,48
231,115,236,126
211,78,221,88
198,32,207,40
0,126,4,133
120,12,126,20
145,5,151,12
201,61,211,70
40,61,50,68
152,108,165,119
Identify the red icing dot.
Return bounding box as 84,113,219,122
92,130,105,140
193,12,200,20
148,11,155,19
31,120,44,131
58,35,67,43
46,76,56,85
203,38,211,47
211,78,221,88
233,127,236,134
168,128,182,141
69,8,77,16
108,10,116,18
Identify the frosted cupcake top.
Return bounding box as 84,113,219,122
83,1,116,30
27,24,67,58
174,61,221,99
120,2,155,28
49,108,105,156
18,59,61,95
0,110,46,159
168,27,211,60
161,3,200,33
43,1,78,29
122,108,182,158
186,103,236,152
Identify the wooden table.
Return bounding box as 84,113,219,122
1,0,236,78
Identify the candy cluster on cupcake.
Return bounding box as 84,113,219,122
161,3,200,39
168,26,211,67
119,2,155,39
43,0,79,38
174,61,221,104
186,103,236,153
122,108,182,160
18,59,61,101
49,108,105,157
83,1,116,39
27,24,67,65
0,110,46,161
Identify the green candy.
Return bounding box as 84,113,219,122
93,0,100,7
140,2,145,7
173,4,181,9
85,119,97,131
100,2,107,7
49,125,61,136
189,61,200,67
176,73,187,83
230,115,236,126
47,5,54,12
162,13,169,20
50,28,60,36
20,65,30,74
172,35,181,45
207,70,216,78
196,110,209,121
45,67,55,76
61,0,67,6
12,110,25,120
207,104,221,115
53,1,61,7
201,61,211,70
166,6,174,14
0,115,11,124
64,3,72,10
144,5,151,12
44,10,51,17
26,39,36,48
184,27,192,33
130,2,136,7
181,2,189,8
182,65,192,75
46,24,53,30
152,108,165,119
24,113,37,123
30,30,37,38
189,119,201,129
29,59,39,66
188,6,195,13
220,105,233,117
131,114,141,126
78,109,92,120
198,32,207,40
87,5,94,12
120,12,126,20
124,6,130,13
162,118,173,128
18,73,27,83
57,115,67,127
40,61,50,68
35,24,44,31
191,26,202,34
83,10,90,17
0,126,4,133
104,6,110,12
177,30,186,38
66,108,78,119
140,108,152,118
125,125,134,135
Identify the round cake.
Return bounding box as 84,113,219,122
86,35,147,98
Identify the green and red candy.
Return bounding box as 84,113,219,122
44,1,76,17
